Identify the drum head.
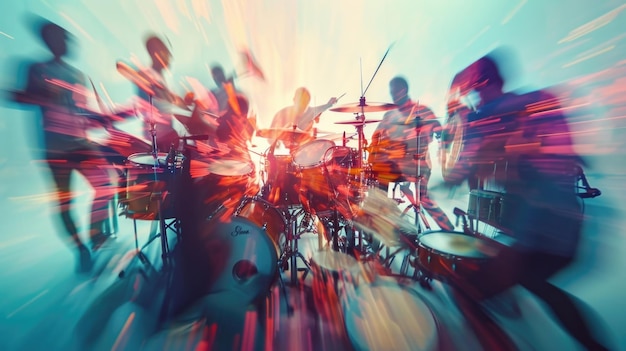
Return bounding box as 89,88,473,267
127,152,168,166
343,282,438,351
200,216,278,304
293,139,335,168
419,231,491,259
207,159,254,176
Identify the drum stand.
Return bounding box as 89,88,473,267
279,207,312,287
118,95,182,325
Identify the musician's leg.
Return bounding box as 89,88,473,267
404,171,454,231
48,160,92,271
519,253,610,351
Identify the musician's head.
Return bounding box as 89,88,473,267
211,64,227,86
40,21,70,59
471,53,507,107
293,87,311,112
145,35,171,71
389,76,409,106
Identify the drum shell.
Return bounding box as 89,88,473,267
296,144,357,217
123,152,183,220
416,230,516,299
467,190,520,232
416,232,491,279
194,160,258,219
262,154,300,206
198,197,285,304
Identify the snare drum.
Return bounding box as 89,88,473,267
261,154,300,206
416,231,498,278
199,197,285,304
123,152,183,220
293,140,356,216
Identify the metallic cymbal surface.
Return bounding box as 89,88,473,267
330,102,397,113
334,119,381,125
256,128,310,140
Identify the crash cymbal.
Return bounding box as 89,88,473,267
330,102,397,113
334,119,381,125
256,128,310,140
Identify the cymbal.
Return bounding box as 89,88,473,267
316,132,357,141
392,118,439,126
256,128,310,140
330,102,397,113
335,119,381,125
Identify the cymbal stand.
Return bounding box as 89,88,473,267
401,117,431,233
398,119,433,284
350,97,371,254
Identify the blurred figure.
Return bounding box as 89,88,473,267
443,49,610,351
12,20,115,272
129,34,189,151
270,87,337,149
368,76,454,231
209,64,237,114
171,93,259,318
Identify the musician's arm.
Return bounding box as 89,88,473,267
297,97,337,130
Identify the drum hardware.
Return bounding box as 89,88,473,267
330,101,397,113
574,165,601,199
397,117,433,234
277,207,313,287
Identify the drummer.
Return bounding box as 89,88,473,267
269,87,337,150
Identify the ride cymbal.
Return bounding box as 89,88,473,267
334,119,381,125
330,102,397,113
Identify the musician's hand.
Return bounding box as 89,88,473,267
184,92,195,105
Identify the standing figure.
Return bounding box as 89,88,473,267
132,35,189,152
444,49,611,351
368,76,454,231
14,21,115,272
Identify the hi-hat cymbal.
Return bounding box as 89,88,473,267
256,128,310,140
335,119,381,125
330,102,397,113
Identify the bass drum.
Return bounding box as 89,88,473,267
199,197,286,304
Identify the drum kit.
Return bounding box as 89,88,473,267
104,52,608,349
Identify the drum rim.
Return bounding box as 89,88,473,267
417,230,492,259
292,139,336,167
